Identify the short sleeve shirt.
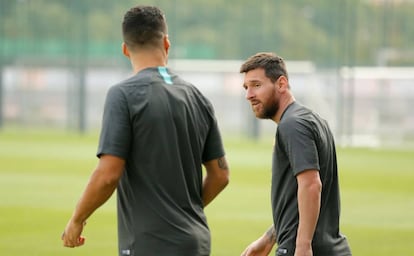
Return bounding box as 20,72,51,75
97,67,225,256
272,102,351,256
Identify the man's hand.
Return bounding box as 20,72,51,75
241,237,272,256
61,219,86,248
241,226,276,256
294,243,313,256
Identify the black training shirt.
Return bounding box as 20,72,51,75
272,102,351,256
97,67,225,256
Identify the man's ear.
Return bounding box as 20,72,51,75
277,76,289,91
164,35,170,55
122,42,130,58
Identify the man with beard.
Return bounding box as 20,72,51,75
239,52,351,256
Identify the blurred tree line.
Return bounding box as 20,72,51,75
0,0,413,67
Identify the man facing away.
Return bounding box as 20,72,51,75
61,5,229,256
240,52,351,256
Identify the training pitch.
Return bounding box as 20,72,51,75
0,128,413,255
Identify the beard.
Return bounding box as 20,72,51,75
255,100,278,119
253,90,279,119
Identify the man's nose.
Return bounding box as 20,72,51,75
245,87,254,101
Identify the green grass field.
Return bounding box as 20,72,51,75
1,128,414,255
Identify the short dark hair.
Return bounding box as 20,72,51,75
240,52,288,82
122,5,167,50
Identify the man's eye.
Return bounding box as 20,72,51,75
254,84,261,87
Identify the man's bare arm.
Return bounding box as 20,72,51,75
265,225,277,244
62,154,125,247
202,156,230,207
295,169,322,255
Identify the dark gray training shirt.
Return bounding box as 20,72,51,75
272,102,351,256
97,67,225,256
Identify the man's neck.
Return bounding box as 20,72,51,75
273,94,295,124
130,49,167,74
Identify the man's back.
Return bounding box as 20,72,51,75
98,67,225,256
62,6,228,255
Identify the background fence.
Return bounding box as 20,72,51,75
2,60,414,147
1,0,414,147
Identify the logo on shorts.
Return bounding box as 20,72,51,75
121,249,131,255
277,247,288,255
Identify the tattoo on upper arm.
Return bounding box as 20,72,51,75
265,226,276,243
217,157,228,170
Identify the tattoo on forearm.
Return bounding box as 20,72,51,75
265,226,276,243
218,157,228,170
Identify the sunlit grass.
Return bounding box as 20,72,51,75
1,128,413,255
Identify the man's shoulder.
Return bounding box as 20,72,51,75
108,72,153,96
120,71,153,87
278,103,314,133
282,102,317,121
